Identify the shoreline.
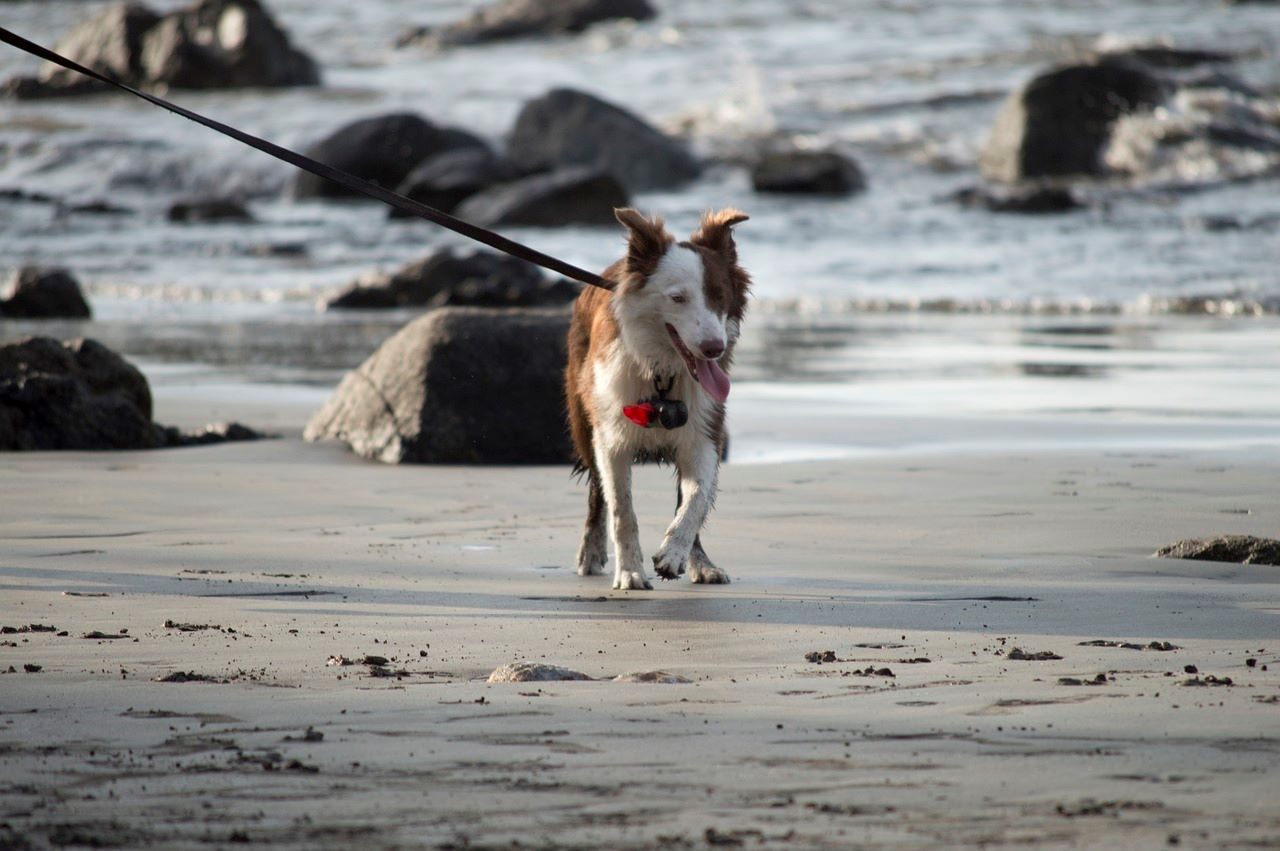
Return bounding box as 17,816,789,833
2,439,1277,847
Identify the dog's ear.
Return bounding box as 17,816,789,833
689,208,749,265
614,207,672,280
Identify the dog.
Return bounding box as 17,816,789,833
565,207,750,590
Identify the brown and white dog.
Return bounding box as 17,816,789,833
565,207,750,590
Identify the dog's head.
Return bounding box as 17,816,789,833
611,207,751,403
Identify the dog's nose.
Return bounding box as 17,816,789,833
700,340,725,360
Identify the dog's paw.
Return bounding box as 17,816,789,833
612,570,653,591
688,560,730,584
576,541,607,576
651,544,688,581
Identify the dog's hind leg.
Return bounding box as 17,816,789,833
686,535,727,584
576,470,607,576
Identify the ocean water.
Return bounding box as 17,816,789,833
2,0,1279,459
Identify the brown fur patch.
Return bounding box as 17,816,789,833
613,208,674,291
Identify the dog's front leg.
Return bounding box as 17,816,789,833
595,444,652,591
653,443,728,583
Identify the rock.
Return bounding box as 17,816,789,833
487,662,591,683
166,198,254,222
4,0,319,99
507,88,700,191
304,307,574,464
612,671,691,683
324,248,570,310
391,148,520,217
950,185,1082,214
1,268,92,319
0,337,161,450
980,59,1171,182
138,0,319,90
751,148,866,195
399,0,656,47
1156,536,1280,566
293,113,486,200
454,167,628,227
161,421,271,446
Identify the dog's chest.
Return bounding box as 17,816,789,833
589,340,718,457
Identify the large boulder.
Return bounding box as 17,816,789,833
391,148,521,217
304,307,573,464
293,114,486,200
0,337,162,450
399,0,655,48
324,248,573,310
1156,536,1280,566
1,268,92,319
506,88,700,191
751,148,866,195
454,167,628,227
980,59,1171,182
3,0,319,99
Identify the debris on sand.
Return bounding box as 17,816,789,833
1007,648,1064,661
1183,675,1233,687
487,662,591,683
1156,535,1280,566
1079,639,1178,651
153,671,226,683
362,655,390,667
163,620,219,632
612,671,691,684
326,655,354,666
1059,673,1109,686
23,664,42,673
1,624,57,634
804,650,838,664
81,631,128,640
849,666,895,678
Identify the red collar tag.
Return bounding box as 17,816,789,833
623,403,656,428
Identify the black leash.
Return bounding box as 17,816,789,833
0,26,613,291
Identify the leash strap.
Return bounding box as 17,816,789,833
0,26,613,291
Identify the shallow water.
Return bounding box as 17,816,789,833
2,0,1279,459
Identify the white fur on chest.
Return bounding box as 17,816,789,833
589,339,719,460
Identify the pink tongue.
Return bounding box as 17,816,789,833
694,358,731,403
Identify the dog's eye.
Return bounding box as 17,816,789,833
670,293,687,304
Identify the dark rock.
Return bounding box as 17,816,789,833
390,147,520,217
63,200,134,216
1156,535,1280,566
980,59,1171,182
400,0,655,47
951,185,1082,214
304,307,574,464
4,0,318,99
507,88,700,191
167,198,254,223
293,113,486,200
1,268,92,319
751,148,866,195
324,248,564,310
0,337,160,450
138,0,319,90
454,167,628,227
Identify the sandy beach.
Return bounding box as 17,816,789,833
3,430,1277,849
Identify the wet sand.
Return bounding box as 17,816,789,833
1,437,1278,848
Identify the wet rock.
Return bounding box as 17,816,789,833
293,113,486,200
4,0,319,99
305,307,573,464
0,337,160,450
1,267,92,319
454,167,628,227
950,185,1081,214
751,148,867,196
612,671,691,683
980,59,1171,182
487,662,591,682
166,198,254,223
507,88,700,191
1007,647,1064,661
1156,535,1280,565
323,248,574,310
391,148,521,216
804,650,838,664
154,671,224,683
22,664,42,673
400,0,656,47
